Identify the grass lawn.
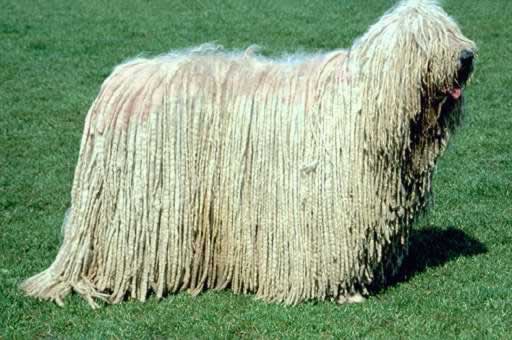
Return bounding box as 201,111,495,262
1,0,510,338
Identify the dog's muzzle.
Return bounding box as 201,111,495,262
445,49,474,100
458,49,474,84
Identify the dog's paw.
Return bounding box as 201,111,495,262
337,293,366,304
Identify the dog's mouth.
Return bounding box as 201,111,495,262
443,49,474,101
445,85,462,100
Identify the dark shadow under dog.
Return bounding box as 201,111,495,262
383,226,487,289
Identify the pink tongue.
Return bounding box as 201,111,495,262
449,87,462,99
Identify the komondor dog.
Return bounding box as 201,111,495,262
22,0,476,308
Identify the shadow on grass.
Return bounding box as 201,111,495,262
390,226,487,285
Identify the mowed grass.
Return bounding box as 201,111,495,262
1,0,511,338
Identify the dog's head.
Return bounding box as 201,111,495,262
352,0,476,152
405,0,477,134
354,0,476,112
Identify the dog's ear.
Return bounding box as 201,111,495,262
350,5,428,151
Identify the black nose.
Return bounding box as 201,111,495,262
460,49,474,64
458,49,474,84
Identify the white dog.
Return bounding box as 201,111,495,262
22,0,476,308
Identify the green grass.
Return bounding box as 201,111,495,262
1,0,510,338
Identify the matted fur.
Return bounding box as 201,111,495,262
22,0,476,308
